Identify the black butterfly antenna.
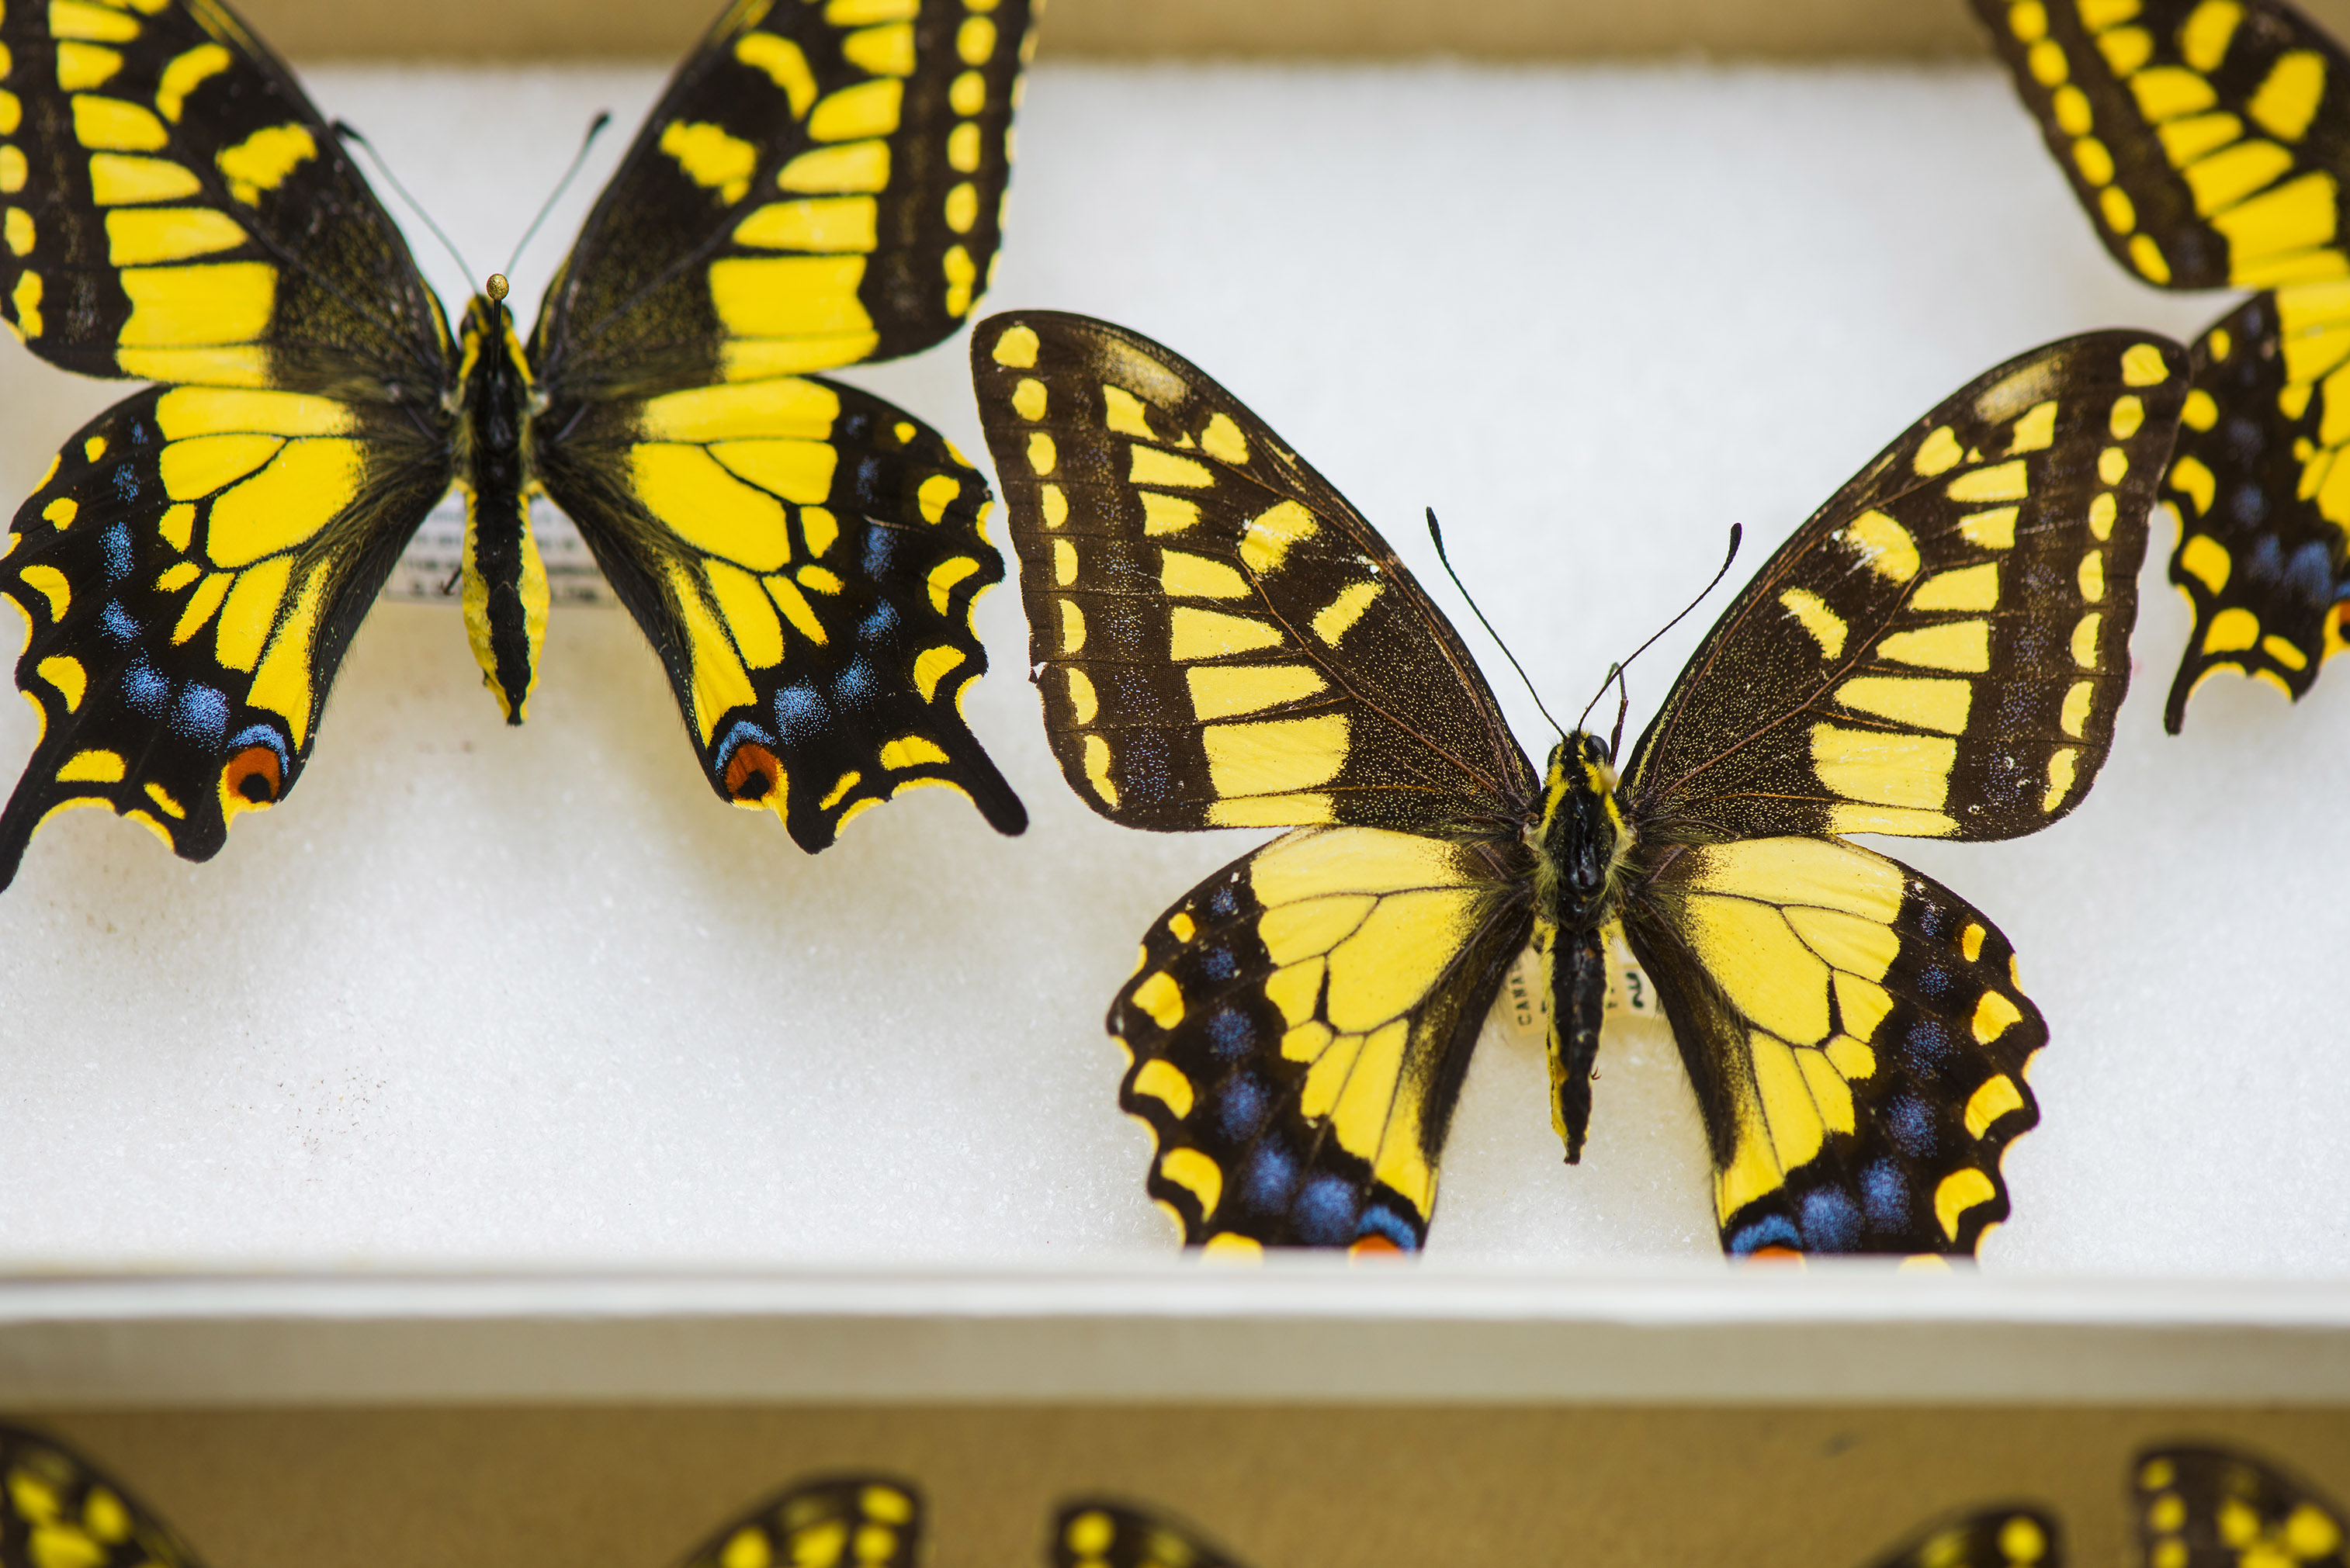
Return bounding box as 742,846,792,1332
1575,523,1743,756
1426,507,1568,740
332,120,474,290
506,110,613,280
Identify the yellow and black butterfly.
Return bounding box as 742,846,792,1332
2134,1445,2348,1568
0,1421,924,1568
1048,1497,2064,1568
0,0,1035,888
972,312,2187,1256
1972,0,2350,729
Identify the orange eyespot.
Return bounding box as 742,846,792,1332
1348,1235,1403,1258
1741,1245,1807,1265
723,742,782,802
222,745,281,805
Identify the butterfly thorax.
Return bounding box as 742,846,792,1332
452,285,551,725
1528,731,1634,1164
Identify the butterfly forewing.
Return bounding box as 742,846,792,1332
0,0,448,390
1625,333,2188,846
2134,1447,2348,1568
538,375,1023,850
1110,825,1531,1252
534,0,1034,399
1620,838,2046,1255
1052,1501,1252,1568
971,310,1534,837
677,1477,924,1568
0,1425,208,1568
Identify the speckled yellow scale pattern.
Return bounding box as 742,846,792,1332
1973,0,2350,725
972,313,2186,1256
2134,1447,2348,1568
0,0,1034,887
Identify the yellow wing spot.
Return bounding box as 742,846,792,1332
58,749,125,783
809,79,903,143
81,1488,130,1544
1169,607,1283,660
1201,412,1249,464
719,1527,771,1568
2072,135,2114,186
1810,723,1956,813
56,43,123,92
861,1487,914,1528
817,771,862,812
1132,445,1212,488
172,569,230,642
2078,549,2106,603
913,644,965,701
82,436,106,463
0,94,17,140
2088,490,2117,539
2000,1514,2049,1566
1239,499,1316,573
1933,1168,1998,1242
1201,714,1348,798
1971,988,2024,1046
1158,1147,1221,1216
2043,746,2079,812
1835,675,1970,735
2059,677,2095,737
2099,25,2154,76
2100,184,2139,235
1132,1057,1194,1115
878,734,950,770
2007,0,2047,41
958,13,998,63
154,559,198,594
927,556,980,614
630,444,791,571
2071,610,2102,667
2006,400,2057,455
1310,581,1379,646
2108,395,2144,440
1777,587,1847,659
778,139,888,196
2180,0,2243,72
1100,384,1156,438
1024,431,1055,476
2130,233,2173,283
1959,506,2018,551
2116,342,2171,389
1056,598,1084,653
709,561,785,668
916,472,962,524
17,564,70,617
2026,38,2067,87
1010,376,1045,420
2284,1505,2344,1557
1036,484,1075,530
51,2,140,43
12,268,41,337
1958,921,1988,964
1912,425,1964,476
2250,50,2327,142
794,565,842,597
942,181,978,233
2180,388,2218,431
659,119,757,204
734,196,879,253
70,95,164,151
1065,1512,1116,1557
734,30,817,116
143,781,185,819
214,121,316,204
1063,667,1096,724
947,120,981,174
36,655,85,710
1083,732,1118,807
1160,549,1250,600
991,322,1038,367
2214,172,2339,283
2140,1458,2178,1490
1948,459,2029,503
1877,620,1990,672
945,244,979,320
0,147,23,196
4,206,33,256
1839,509,1919,581
1912,562,1999,613
204,437,362,568
2052,82,2093,135
2096,446,2128,486
843,22,915,78
1965,1072,2026,1137
41,497,78,528
120,261,276,348
2262,633,2310,670
1188,663,1329,721
154,42,230,122
2185,140,2293,217
1051,538,1076,587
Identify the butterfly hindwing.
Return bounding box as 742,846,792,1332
971,310,1534,838
538,374,1022,849
1053,1501,1251,1568
1110,825,1532,1253
534,0,1035,398
1620,836,2046,1255
2135,1447,2348,1568
678,1476,924,1568
0,1424,207,1568
0,381,450,881
1624,333,2189,844
0,0,448,389
1866,1508,2064,1568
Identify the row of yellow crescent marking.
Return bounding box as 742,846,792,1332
990,323,1386,826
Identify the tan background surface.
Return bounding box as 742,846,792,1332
24,1404,2350,1568
227,0,2350,61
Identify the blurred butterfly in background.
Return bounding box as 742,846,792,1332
974,310,2185,1257
0,0,1035,890
1974,0,2350,729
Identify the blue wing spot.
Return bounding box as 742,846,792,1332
1238,1141,1300,1219
716,717,778,763
1214,1068,1271,1143
1194,943,1238,982
772,683,830,744
1885,1094,1939,1158
858,601,899,645
227,722,289,768
101,523,133,581
1727,1213,1802,1255
121,657,166,715
1799,1187,1863,1251
833,657,876,708
172,682,229,747
861,521,904,577
109,465,141,505
101,601,137,642
1200,1003,1255,1060
1292,1172,1359,1246
1353,1198,1421,1252
1901,1016,1957,1075
1862,1158,1908,1231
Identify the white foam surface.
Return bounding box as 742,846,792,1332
0,60,2334,1272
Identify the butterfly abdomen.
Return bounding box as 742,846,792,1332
456,288,549,725
1530,732,1634,1162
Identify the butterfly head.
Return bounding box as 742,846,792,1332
1534,731,1631,929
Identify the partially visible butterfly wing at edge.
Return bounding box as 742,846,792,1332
1863,1507,2064,1568
2133,1447,2348,1568
1052,1500,1253,1568
1617,332,2188,1255
532,0,1035,399
674,1476,924,1568
1972,0,2350,718
970,311,1537,1253
0,1424,210,1568
0,0,457,887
